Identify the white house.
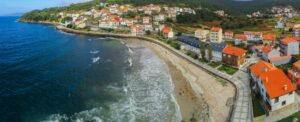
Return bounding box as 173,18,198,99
195,29,209,42
250,61,296,112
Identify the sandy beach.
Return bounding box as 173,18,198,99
127,39,235,122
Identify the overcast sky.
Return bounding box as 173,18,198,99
0,0,89,16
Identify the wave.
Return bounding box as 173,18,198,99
42,109,103,122
58,30,75,36
91,57,100,63
90,50,99,54
128,58,133,67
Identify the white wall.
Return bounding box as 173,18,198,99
270,92,295,111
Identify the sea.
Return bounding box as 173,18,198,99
0,16,181,122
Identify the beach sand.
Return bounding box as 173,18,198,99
127,39,235,122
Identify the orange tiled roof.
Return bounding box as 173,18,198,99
211,27,221,32
293,60,300,68
260,69,296,99
162,27,172,33
222,46,247,56
263,34,276,41
234,34,247,41
281,37,300,44
269,55,292,61
250,60,277,78
225,31,233,35
261,45,273,54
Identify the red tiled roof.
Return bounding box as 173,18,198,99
222,46,247,56
281,37,300,44
261,45,273,54
260,69,296,99
235,34,247,41
263,34,276,41
293,27,300,31
293,60,300,68
225,31,233,35
162,27,172,33
211,27,221,32
250,60,277,78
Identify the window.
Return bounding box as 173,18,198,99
261,88,264,93
282,101,286,106
275,97,279,103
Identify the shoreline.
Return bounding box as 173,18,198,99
18,19,61,25
54,26,236,121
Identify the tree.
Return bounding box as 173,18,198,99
208,45,213,61
200,44,206,60
146,30,151,35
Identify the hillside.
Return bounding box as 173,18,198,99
20,0,300,22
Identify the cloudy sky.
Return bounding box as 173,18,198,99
0,0,89,15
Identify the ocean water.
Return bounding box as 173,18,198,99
0,17,181,122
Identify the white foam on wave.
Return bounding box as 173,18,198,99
43,108,103,122
128,58,133,67
58,30,75,36
90,50,99,54
92,57,100,63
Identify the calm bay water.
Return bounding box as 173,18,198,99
0,17,180,122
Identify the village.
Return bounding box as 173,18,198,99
55,2,300,121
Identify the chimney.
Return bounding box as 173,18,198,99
266,77,269,83
264,67,268,72
284,85,288,91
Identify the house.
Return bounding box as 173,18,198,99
178,36,226,62
154,14,166,22
250,62,296,112
206,42,227,62
244,31,263,42
143,23,153,31
234,34,247,45
210,27,223,43
177,36,203,54
143,16,151,24
263,34,277,44
279,37,300,55
261,45,280,61
131,25,145,36
99,20,120,29
224,31,234,39
269,55,292,66
288,60,300,85
249,60,277,91
162,27,174,39
222,46,247,68
293,27,300,37
194,29,209,42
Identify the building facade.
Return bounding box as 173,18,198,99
222,46,247,68
210,27,223,43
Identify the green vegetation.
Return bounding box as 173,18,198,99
217,65,238,75
278,63,293,71
200,44,206,60
279,111,300,122
208,62,221,68
186,50,199,59
252,95,266,117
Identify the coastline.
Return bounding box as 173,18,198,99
54,26,236,121
18,19,61,25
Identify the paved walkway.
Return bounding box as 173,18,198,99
57,27,253,122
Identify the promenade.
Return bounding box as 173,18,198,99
56,26,252,122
